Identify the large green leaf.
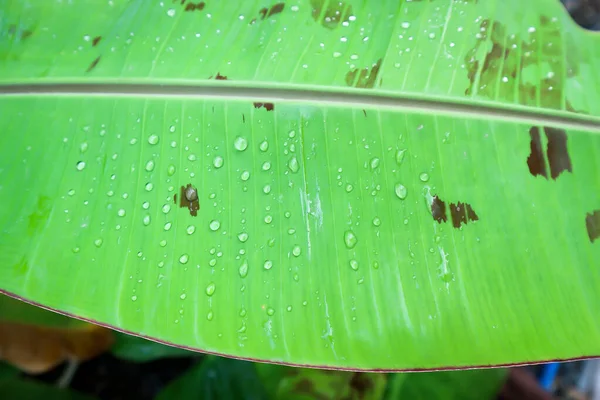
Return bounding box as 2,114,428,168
1,0,599,371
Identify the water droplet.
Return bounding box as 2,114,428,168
207,311,214,320
263,260,273,270
428,32,436,39
264,215,273,224
167,8,176,17
401,22,410,28
372,217,381,226
345,184,354,193
164,222,172,231
288,228,296,235
186,225,195,235
167,164,176,176
239,308,247,317
292,245,301,257
209,220,221,231
131,295,137,301
67,189,76,196
344,230,358,249
76,161,86,171
419,172,429,182
148,134,159,145
293,273,299,281
394,183,407,200
144,182,154,191
350,259,359,271
241,170,250,181
288,130,296,138
286,306,292,312
262,161,271,171
180,293,186,300
205,282,216,296
94,238,103,247
143,215,151,226
239,261,248,278
162,204,171,214
288,156,299,173
145,160,155,172
267,307,275,316
213,156,224,168
395,149,406,165
234,136,248,151
159,239,167,247
370,157,380,170
209,258,217,267
238,232,249,242
169,125,176,133
179,254,189,264
79,142,88,153
263,184,271,194
187,154,197,162
117,209,126,217
259,140,269,152
372,261,380,269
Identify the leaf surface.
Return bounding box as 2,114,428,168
1,0,599,370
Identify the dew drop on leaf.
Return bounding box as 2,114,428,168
239,261,248,278
167,164,176,176
350,259,359,271
241,170,250,181
267,307,275,316
209,220,221,231
179,254,189,264
292,245,301,257
234,136,248,151
186,225,195,235
76,161,86,171
370,157,380,170
148,134,159,145
419,172,430,182
238,232,249,242
117,209,126,217
213,156,224,169
94,238,103,247
143,215,151,226
394,183,407,199
344,230,358,249
288,156,299,173
395,149,406,165
263,260,273,270
259,140,269,152
205,282,216,296
262,161,271,171
372,217,381,226
145,182,154,191
180,293,186,300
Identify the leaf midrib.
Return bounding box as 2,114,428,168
1,81,599,132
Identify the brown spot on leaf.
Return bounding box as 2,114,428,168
586,210,600,243
545,127,572,179
527,126,572,180
464,17,574,111
253,102,274,111
362,109,367,117
267,3,284,17
310,0,353,29
92,36,102,47
86,56,101,73
21,30,33,40
450,202,479,229
431,195,448,223
214,72,227,80
179,184,199,217
527,127,548,178
185,1,205,11
345,59,382,89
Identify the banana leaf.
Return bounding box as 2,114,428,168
1,0,599,370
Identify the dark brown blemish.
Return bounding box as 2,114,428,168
21,30,33,40
86,56,101,73
185,1,205,11
464,17,575,111
242,114,246,123
255,3,284,23
253,102,275,111
545,127,572,179
362,109,367,117
345,59,382,89
92,36,102,47
179,184,200,217
214,72,227,80
527,127,548,178
310,0,353,29
449,202,479,229
586,210,600,243
527,126,571,180
431,196,448,223
173,194,177,204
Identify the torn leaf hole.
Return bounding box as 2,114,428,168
527,126,572,180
